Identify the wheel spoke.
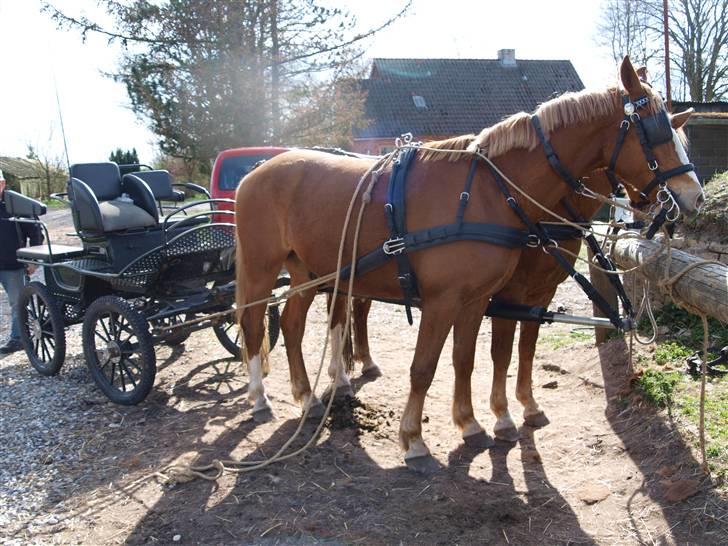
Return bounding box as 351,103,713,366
33,338,39,355
97,351,111,369
118,361,127,391
40,337,50,362
98,318,112,342
119,360,138,390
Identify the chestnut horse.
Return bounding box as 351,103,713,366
327,110,694,443
235,58,703,470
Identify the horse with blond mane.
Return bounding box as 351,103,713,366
235,57,703,471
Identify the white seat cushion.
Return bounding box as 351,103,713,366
99,199,157,232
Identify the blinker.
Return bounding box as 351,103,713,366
641,109,673,146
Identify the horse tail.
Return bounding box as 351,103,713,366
234,222,270,371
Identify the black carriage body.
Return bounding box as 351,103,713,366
3,162,280,405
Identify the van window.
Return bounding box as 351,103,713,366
218,154,273,190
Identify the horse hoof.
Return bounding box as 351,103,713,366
463,431,495,450
361,365,383,379
405,454,441,474
321,385,354,403
494,427,520,443
305,401,326,420
253,407,274,423
524,411,550,428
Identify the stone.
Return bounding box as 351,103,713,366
576,482,611,505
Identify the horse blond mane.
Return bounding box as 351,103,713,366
419,86,664,161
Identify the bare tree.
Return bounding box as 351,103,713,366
596,0,728,101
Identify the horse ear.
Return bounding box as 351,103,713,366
671,108,694,129
636,66,649,83
620,56,642,94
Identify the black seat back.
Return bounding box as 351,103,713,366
126,170,178,201
70,163,122,201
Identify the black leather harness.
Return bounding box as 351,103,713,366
340,93,694,329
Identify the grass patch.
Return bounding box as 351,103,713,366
634,369,681,407
654,341,693,366
640,303,728,351
541,329,593,349
675,380,728,480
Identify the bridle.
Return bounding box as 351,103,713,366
606,94,695,208
531,92,696,237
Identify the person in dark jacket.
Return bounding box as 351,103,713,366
0,169,43,354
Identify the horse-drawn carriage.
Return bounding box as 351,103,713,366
6,162,280,405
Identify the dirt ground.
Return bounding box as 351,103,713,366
3,212,728,545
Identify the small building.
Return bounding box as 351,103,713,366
672,101,728,183
352,49,584,155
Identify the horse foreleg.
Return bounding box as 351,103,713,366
400,297,458,472
353,298,381,377
281,284,325,419
516,320,550,427
490,317,520,442
451,297,492,449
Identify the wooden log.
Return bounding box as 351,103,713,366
587,245,618,344
612,237,728,323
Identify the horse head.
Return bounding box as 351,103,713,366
608,56,704,217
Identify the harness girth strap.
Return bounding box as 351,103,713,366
385,147,419,324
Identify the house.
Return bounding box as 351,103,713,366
352,49,584,155
672,101,728,182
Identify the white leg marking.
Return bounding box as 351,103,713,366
248,354,271,413
328,324,351,389
462,419,485,439
494,413,517,433
404,438,430,460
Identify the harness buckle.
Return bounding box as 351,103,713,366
383,237,406,255
648,159,659,171
542,239,559,254
620,119,630,129
460,191,470,202
526,234,540,248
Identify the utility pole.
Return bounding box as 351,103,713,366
663,0,672,110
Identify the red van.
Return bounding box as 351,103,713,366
210,146,289,213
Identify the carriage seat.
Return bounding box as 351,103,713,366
68,162,158,237
125,170,185,203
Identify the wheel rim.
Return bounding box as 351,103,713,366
26,293,56,364
93,311,144,394
220,316,240,348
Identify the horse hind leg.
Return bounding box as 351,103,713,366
322,294,354,402
451,296,493,450
241,276,280,423
353,298,382,378
280,264,325,419
516,321,550,428
490,318,521,442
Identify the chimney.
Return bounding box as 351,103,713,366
498,49,517,67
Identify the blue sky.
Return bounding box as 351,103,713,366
0,0,624,164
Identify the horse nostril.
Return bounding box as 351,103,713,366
696,193,705,211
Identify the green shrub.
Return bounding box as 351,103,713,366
635,369,681,407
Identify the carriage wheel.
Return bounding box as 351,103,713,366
17,282,66,376
213,305,280,358
157,314,192,346
82,296,156,405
